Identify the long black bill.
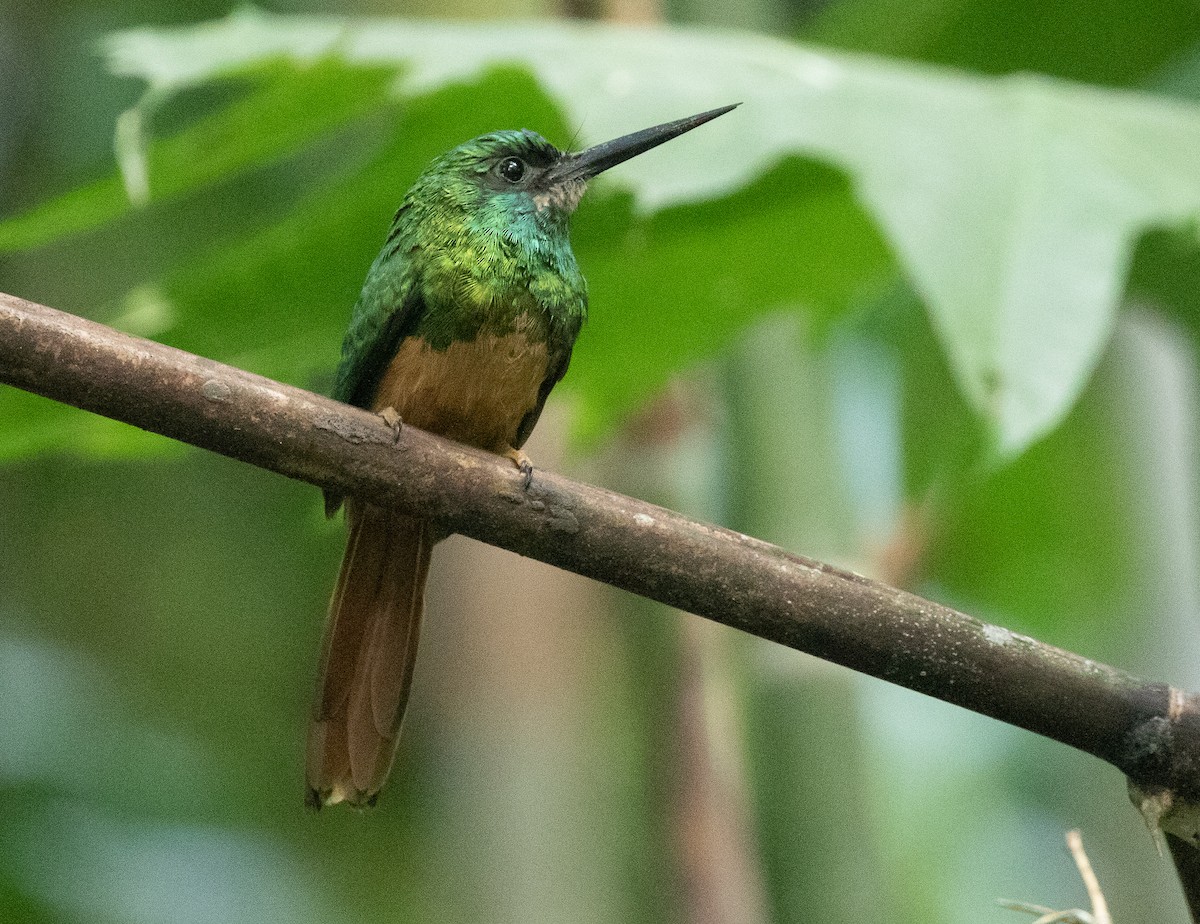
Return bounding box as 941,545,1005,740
556,103,739,183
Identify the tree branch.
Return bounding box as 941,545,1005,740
3,290,1200,907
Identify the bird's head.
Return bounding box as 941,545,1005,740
414,104,739,229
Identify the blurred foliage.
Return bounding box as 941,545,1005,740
803,0,1200,87
2,2,1200,924
5,10,1200,456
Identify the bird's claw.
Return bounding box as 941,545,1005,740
377,407,403,443
505,447,534,490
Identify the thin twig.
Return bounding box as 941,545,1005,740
999,831,1111,924
1068,830,1112,924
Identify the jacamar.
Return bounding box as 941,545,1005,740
307,103,738,808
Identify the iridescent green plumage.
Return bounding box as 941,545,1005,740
331,130,586,414
308,105,737,808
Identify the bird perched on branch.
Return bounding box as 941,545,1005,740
307,103,738,808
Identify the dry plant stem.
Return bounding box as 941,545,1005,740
1000,831,1110,924
3,291,1200,888
1067,830,1111,924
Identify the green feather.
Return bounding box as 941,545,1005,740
331,130,588,412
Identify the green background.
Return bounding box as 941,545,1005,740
2,1,1199,922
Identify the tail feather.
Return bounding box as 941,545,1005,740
307,502,431,808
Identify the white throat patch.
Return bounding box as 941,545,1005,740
533,179,587,214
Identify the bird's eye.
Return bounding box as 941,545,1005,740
497,157,526,183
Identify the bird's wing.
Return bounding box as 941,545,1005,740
325,235,423,517
513,343,574,450
331,246,424,411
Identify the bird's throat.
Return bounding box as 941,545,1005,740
532,179,587,214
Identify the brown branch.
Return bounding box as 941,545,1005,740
3,289,1200,913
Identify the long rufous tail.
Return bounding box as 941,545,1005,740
306,502,431,808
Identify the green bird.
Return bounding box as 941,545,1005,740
307,103,737,808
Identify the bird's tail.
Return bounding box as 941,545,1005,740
306,501,431,808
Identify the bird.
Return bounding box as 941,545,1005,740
306,103,738,808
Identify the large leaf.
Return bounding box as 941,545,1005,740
803,0,1200,88
0,59,396,251
4,9,1200,456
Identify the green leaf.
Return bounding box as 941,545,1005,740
0,58,395,251
570,160,892,445
21,72,886,455
803,0,1200,88
7,9,1200,459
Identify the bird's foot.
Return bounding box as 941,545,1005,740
377,407,403,444
504,447,534,490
